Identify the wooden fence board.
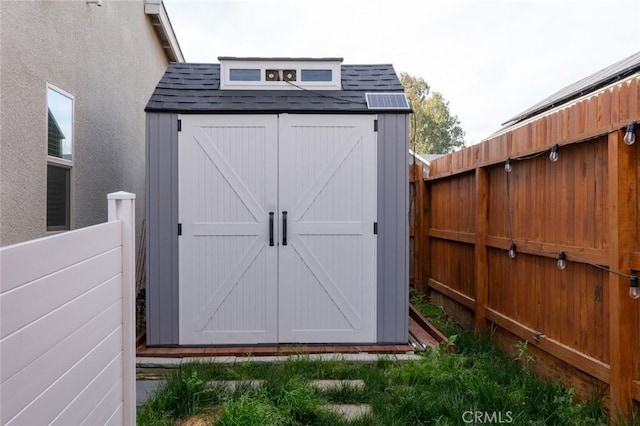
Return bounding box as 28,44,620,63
485,308,610,383
631,78,639,118
410,164,430,293
429,278,474,310
607,130,639,415
620,82,630,122
562,107,570,140
612,85,621,125
602,88,612,128
474,167,488,331
591,96,600,133
580,265,590,360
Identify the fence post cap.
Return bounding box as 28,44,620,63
107,191,136,200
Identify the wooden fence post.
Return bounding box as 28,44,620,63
108,191,136,426
409,164,416,288
422,173,431,297
607,131,638,419
412,163,430,295
475,167,489,332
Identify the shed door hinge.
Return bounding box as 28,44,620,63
373,222,378,235
373,119,378,132
177,119,182,132
178,223,182,236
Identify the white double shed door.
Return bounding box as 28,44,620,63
178,114,377,345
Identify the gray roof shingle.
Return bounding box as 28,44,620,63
145,62,410,113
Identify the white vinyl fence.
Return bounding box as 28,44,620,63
0,192,136,426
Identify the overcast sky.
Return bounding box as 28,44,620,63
163,0,640,146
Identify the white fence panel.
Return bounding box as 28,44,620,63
0,192,136,426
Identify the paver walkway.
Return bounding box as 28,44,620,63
323,403,371,421
137,377,372,420
137,380,161,407
310,379,365,391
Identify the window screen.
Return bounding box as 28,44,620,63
301,70,332,82
229,69,261,81
47,164,70,229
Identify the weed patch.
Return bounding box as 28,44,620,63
138,297,608,425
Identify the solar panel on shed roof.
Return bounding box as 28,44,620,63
365,93,410,109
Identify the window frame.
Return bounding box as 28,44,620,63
46,83,74,232
219,59,342,90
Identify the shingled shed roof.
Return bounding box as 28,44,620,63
145,62,411,113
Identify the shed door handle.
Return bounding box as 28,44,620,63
269,212,274,246
282,211,288,246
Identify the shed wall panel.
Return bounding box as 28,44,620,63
376,114,409,343
147,112,409,345
146,113,179,345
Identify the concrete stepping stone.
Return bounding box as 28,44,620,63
322,404,371,421
137,380,162,406
137,379,265,407
206,379,264,391
309,379,365,391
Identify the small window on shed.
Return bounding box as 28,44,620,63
301,69,332,82
229,69,261,81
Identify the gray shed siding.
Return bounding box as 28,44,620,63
376,114,409,343
146,113,180,346
145,112,409,345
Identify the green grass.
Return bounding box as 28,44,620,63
138,292,609,425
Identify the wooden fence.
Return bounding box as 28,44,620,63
0,192,136,426
411,76,640,418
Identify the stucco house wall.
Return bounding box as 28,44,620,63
0,0,180,246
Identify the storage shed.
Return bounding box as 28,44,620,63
145,57,411,346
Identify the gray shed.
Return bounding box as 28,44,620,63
145,57,411,346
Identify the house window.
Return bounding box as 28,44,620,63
47,164,70,228
301,69,332,82
47,86,73,231
229,69,261,81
